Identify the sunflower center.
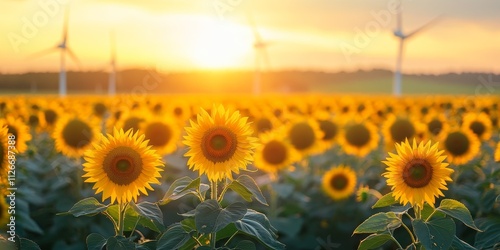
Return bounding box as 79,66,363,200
444,132,469,156
428,119,442,135
390,119,415,143
145,122,172,147
319,120,338,140
116,159,132,172
262,140,287,165
103,146,143,185
345,124,370,147
28,114,39,127
44,109,57,125
469,121,485,137
7,126,18,139
62,119,93,149
289,122,315,150
174,107,183,116
93,103,107,117
201,127,237,163
123,117,143,133
256,118,273,133
402,159,433,188
330,174,348,191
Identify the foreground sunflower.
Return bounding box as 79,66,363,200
53,115,100,158
83,128,164,204
322,165,357,201
183,105,258,182
383,139,453,208
440,128,480,165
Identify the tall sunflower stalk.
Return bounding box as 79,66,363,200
353,139,481,250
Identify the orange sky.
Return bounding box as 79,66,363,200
1,0,500,74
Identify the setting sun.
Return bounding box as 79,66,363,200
185,18,251,69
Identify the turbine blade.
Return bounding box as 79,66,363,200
66,47,81,69
396,0,402,31
406,15,443,39
26,47,59,59
246,11,263,43
62,7,70,43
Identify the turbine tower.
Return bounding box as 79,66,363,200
247,14,270,95
393,0,440,96
108,31,117,96
31,8,80,96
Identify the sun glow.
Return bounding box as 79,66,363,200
185,19,251,69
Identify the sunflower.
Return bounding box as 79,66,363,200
1,116,32,154
356,185,370,203
183,105,258,182
139,116,179,155
322,165,357,201
0,123,8,192
286,116,324,156
461,112,492,141
494,142,499,162
314,111,340,150
382,115,417,147
254,128,300,175
424,113,449,138
53,115,100,158
338,118,379,157
83,128,164,204
440,128,480,165
383,139,453,208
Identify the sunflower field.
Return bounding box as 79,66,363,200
0,94,499,250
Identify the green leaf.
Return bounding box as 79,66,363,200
357,233,392,250
235,240,256,250
59,197,108,217
107,203,163,233
412,218,455,250
130,201,165,232
17,213,43,235
195,200,247,234
135,240,156,250
372,192,398,208
86,233,107,250
17,236,41,250
156,223,192,250
270,217,303,238
450,235,476,250
412,220,432,249
353,212,401,234
234,209,285,250
160,177,202,205
474,217,500,250
437,199,481,231
106,236,135,250
228,175,268,206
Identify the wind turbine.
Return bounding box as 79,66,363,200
393,1,441,96
30,8,80,96
108,31,117,96
247,13,271,95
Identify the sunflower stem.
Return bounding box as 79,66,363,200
117,202,127,237
400,218,416,244
210,180,218,249
269,181,278,219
